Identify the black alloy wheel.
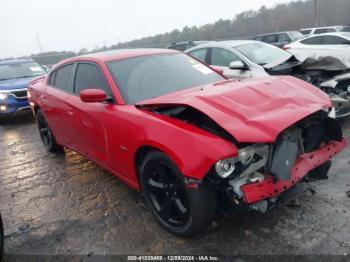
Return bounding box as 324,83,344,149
140,151,217,236
145,161,190,227
36,110,62,153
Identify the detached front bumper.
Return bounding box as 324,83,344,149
241,138,347,204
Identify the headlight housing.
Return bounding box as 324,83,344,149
0,93,8,100
215,144,269,179
215,159,236,178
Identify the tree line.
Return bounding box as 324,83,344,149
3,0,349,64
111,0,350,49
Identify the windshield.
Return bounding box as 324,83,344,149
107,53,224,104
235,42,291,65
0,61,46,81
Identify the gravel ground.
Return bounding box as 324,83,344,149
0,113,349,256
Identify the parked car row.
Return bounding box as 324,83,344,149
27,48,347,236
254,26,350,48
167,41,209,51
299,25,350,36
250,25,350,48
185,39,350,117
253,31,303,48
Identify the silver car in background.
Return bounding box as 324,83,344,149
185,40,287,79
186,40,350,117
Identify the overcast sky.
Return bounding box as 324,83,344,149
0,0,293,58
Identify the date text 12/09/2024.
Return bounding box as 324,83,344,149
127,256,219,261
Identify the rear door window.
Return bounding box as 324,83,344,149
210,48,242,67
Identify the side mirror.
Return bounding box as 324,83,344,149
229,61,248,70
80,89,108,103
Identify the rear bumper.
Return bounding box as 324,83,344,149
241,138,347,204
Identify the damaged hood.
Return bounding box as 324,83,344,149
138,76,332,143
262,54,299,69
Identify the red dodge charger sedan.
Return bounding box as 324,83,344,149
28,49,346,236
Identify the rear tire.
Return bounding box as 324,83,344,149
36,109,63,153
140,151,217,236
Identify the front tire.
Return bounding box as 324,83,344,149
140,151,217,236
36,110,63,153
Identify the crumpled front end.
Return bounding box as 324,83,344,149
320,73,350,118
240,138,346,205
207,111,347,212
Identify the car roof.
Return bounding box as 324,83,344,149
58,48,179,65
300,26,338,30
0,58,34,65
254,31,299,37
302,32,350,38
169,41,208,46
219,40,260,47
185,40,263,52
187,40,263,49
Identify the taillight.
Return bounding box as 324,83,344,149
283,45,291,51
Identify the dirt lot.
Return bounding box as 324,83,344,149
0,113,349,256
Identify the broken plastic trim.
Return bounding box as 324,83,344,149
138,104,238,144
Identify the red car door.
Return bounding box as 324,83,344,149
66,62,113,165
43,63,77,146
